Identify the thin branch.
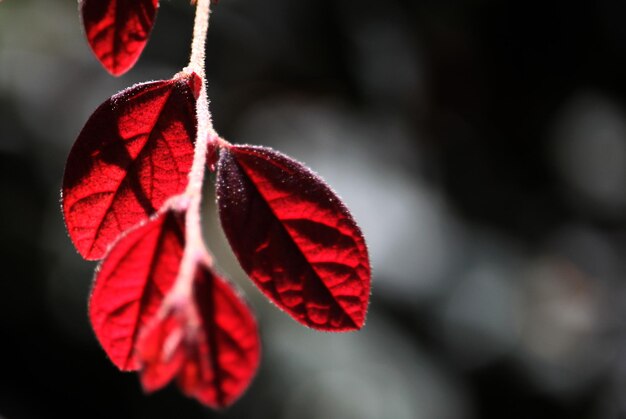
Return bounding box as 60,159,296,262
174,0,217,297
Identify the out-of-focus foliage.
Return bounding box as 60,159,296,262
1,1,626,418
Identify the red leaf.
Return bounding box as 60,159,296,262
216,145,371,331
139,264,261,409
80,0,159,76
62,74,199,260
89,209,185,371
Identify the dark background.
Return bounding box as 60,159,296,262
2,1,626,418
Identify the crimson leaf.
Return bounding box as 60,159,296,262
139,264,261,408
62,73,199,260
216,145,371,331
80,0,159,76
89,209,185,371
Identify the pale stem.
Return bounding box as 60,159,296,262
172,0,217,298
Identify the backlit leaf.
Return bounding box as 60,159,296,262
62,73,199,260
80,0,159,76
89,209,185,371
139,264,261,408
216,145,371,331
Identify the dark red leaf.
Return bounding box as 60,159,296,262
62,73,199,260
89,209,185,371
216,145,371,331
139,264,261,408
80,0,159,76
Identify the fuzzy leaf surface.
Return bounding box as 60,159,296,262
139,264,261,408
89,209,185,371
63,74,198,260
217,145,371,331
80,0,159,76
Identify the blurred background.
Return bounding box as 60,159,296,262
2,0,626,418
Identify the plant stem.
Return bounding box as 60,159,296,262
186,0,214,200
175,0,216,297
187,0,209,81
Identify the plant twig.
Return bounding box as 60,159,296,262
175,0,217,297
